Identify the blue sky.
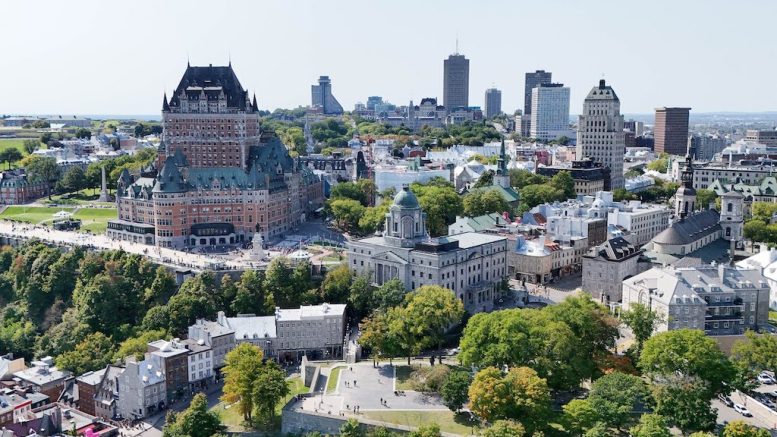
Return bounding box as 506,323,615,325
1,0,775,115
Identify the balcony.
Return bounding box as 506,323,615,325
705,312,743,321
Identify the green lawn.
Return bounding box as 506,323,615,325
211,376,307,432
362,410,479,436
43,189,114,207
0,206,75,224
73,208,117,233
0,206,116,233
327,366,343,393
770,310,777,324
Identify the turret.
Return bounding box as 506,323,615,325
162,92,170,112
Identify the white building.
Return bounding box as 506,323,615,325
576,79,626,190
116,355,165,419
181,338,213,389
347,186,508,314
374,161,451,194
608,202,671,246
187,317,236,369
530,84,570,141
737,247,777,310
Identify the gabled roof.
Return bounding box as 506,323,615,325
651,209,721,246
168,64,250,111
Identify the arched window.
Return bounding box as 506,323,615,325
727,202,733,212
726,227,731,237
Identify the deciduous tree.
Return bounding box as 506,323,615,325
629,414,670,437
440,370,471,413
163,393,225,437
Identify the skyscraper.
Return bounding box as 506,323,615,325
311,76,344,114
443,53,469,109
576,79,625,190
484,88,502,119
524,70,552,115
530,83,570,142
654,107,691,155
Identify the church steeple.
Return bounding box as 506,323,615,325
675,145,697,220
493,138,511,188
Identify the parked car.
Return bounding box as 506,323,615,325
768,390,777,399
734,403,752,417
718,393,734,407
757,372,775,385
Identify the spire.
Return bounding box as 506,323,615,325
251,93,258,112
497,138,507,173
162,92,170,112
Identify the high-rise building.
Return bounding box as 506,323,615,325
530,83,570,142
108,63,324,249
366,96,383,111
576,79,625,190
311,76,344,114
524,70,552,115
443,53,469,109
654,107,690,155
484,88,502,119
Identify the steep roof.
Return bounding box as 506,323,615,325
168,64,250,111
651,209,721,246
584,79,619,102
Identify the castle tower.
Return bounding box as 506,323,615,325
494,139,510,188
674,148,696,220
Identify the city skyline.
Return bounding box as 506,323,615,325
2,0,776,115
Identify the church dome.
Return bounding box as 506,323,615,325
393,185,419,208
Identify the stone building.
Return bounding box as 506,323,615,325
147,340,189,402
108,63,324,249
576,79,626,190
116,355,165,420
622,263,770,335
582,237,644,303
187,317,236,370
347,186,508,314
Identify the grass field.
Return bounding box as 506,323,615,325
0,205,116,233
327,366,343,393
43,189,114,206
363,410,479,436
0,206,75,224
0,138,45,167
211,376,307,432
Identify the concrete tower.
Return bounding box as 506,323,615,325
576,79,625,190
443,52,469,109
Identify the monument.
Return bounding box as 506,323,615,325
97,165,112,202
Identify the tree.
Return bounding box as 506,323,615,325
373,278,407,311
329,198,366,233
403,285,464,353
582,422,609,437
23,139,39,155
550,171,576,199
696,189,717,211
509,169,547,189
163,393,225,437
722,421,771,437
440,370,471,412
40,133,52,145
74,128,91,139
621,303,662,353
264,257,299,308
519,184,565,211
55,332,114,375
646,156,669,173
115,329,168,361
463,189,510,217
232,270,272,316
24,156,60,196
562,399,599,435
0,148,23,169
411,181,463,236
652,376,717,434
320,264,352,303
473,170,494,188
639,329,735,396
359,202,390,235
469,367,550,434
339,418,363,437
144,266,177,305
57,166,86,193
347,274,374,319
330,182,369,206
588,372,650,430
629,414,670,437
252,359,290,424
142,306,171,332
409,424,442,437
480,420,526,437
222,343,288,424
359,310,401,364
730,330,777,386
